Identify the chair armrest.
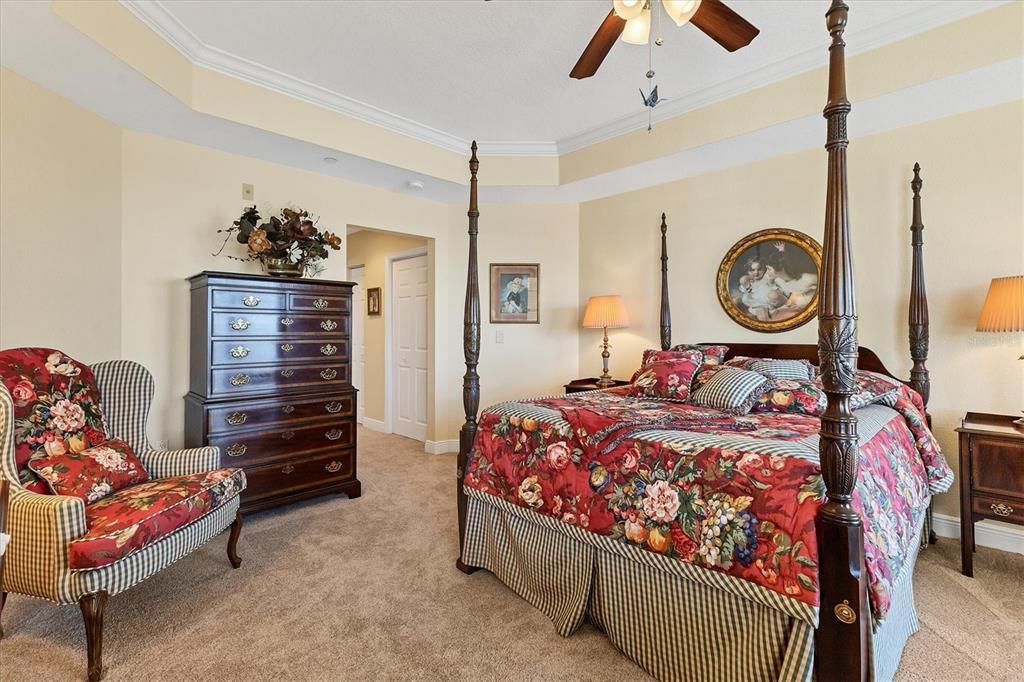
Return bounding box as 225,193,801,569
4,488,87,600
140,446,221,479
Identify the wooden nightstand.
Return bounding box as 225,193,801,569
564,378,630,394
955,412,1024,577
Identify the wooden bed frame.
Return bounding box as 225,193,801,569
455,3,932,679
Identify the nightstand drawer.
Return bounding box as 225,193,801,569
971,495,1023,524
970,436,1024,498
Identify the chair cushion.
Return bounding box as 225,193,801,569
28,438,149,503
69,468,245,570
0,348,107,494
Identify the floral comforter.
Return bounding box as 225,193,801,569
464,383,952,622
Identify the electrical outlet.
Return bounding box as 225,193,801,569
155,439,169,451
242,183,254,201
495,329,504,344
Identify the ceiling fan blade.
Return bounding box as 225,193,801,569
690,0,759,52
570,9,626,80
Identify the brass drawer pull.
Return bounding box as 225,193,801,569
226,443,247,457
281,464,295,475
325,401,345,414
242,295,261,307
226,412,248,426
320,368,338,381
321,343,338,356
281,317,295,326
313,298,329,310
230,374,251,386
281,404,295,414
281,430,296,440
230,318,251,331
325,460,343,473
325,428,344,441
990,503,1014,518
321,319,338,331
230,345,251,359
280,343,294,352
280,368,295,378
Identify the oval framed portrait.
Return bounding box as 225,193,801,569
716,228,823,333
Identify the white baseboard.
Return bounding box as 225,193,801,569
361,416,388,433
424,439,459,455
932,512,1024,555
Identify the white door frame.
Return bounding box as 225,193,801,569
348,264,365,425
384,246,429,434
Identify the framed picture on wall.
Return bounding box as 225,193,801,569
367,287,382,316
489,263,539,324
716,228,822,333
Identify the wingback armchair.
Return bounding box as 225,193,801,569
0,348,246,681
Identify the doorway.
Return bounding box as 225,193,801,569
389,251,428,442
349,265,365,425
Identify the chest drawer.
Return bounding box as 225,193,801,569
243,449,355,503
212,312,348,337
206,393,355,434
289,293,350,313
212,339,350,366
211,288,287,311
214,420,355,467
971,494,1023,524
970,437,1024,499
211,363,349,397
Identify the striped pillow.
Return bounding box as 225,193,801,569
725,356,815,381
690,366,775,415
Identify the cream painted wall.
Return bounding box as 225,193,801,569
578,101,1024,519
0,68,123,360
346,229,429,425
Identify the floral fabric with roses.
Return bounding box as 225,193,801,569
0,348,108,494
465,384,952,622
28,438,148,502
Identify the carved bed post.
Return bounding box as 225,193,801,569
815,2,869,680
660,213,671,350
908,163,930,406
456,142,481,574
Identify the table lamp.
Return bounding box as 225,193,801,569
976,275,1024,426
582,295,630,388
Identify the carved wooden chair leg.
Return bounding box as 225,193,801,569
0,591,7,640
79,591,108,682
227,511,243,569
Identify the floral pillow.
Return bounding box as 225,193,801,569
28,439,148,503
725,356,815,381
751,379,827,416
850,370,903,409
629,349,703,402
670,344,729,365
0,348,107,494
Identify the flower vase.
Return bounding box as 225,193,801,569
264,257,303,278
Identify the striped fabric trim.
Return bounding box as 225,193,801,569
141,447,221,479
91,360,154,455
691,367,775,414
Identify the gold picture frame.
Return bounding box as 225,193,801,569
716,228,822,333
489,263,539,324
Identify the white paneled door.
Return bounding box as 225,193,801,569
392,254,428,442
349,265,365,425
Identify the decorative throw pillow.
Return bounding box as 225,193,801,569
689,366,775,415
850,370,903,410
669,344,729,365
28,439,149,503
0,348,108,494
751,379,827,416
726,356,815,381
629,350,703,402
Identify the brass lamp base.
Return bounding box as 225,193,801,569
596,325,614,389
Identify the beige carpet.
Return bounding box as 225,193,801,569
2,427,1022,681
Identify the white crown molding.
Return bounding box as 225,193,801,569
121,0,1006,160
556,0,1010,154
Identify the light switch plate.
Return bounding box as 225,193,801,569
242,183,254,201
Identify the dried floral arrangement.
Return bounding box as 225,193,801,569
214,206,342,277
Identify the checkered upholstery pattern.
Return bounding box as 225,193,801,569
748,359,815,381
690,367,774,414
0,357,239,605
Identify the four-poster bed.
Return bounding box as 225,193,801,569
455,2,946,679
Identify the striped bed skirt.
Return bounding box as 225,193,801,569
463,489,925,682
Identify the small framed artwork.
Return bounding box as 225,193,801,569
367,287,381,316
489,263,539,324
716,228,822,333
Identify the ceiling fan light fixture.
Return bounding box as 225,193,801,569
619,8,651,45
662,0,701,27
613,0,645,21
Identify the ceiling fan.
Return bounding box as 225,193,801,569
570,0,760,80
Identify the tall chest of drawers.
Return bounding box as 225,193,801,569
185,271,360,512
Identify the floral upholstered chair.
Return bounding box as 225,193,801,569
0,348,246,681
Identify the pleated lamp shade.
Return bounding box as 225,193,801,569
976,276,1024,332
582,295,629,329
